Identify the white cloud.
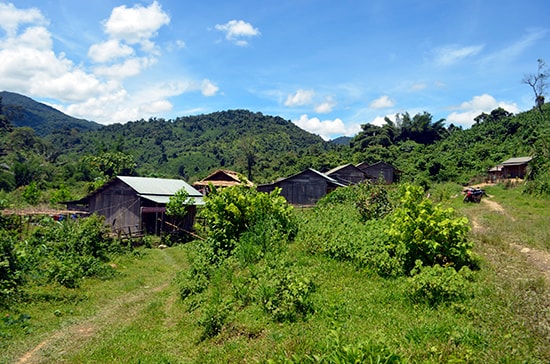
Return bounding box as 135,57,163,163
483,28,548,64
215,20,260,46
201,79,219,96
140,99,173,114
369,116,388,127
102,1,170,47
446,94,519,127
314,96,336,113
410,83,427,91
433,44,484,66
93,57,157,79
285,89,315,107
293,114,360,140
0,2,219,125
369,95,394,109
0,2,47,37
88,39,135,63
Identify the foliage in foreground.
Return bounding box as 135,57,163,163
1,214,124,307
305,183,477,279
388,184,476,273
176,186,312,339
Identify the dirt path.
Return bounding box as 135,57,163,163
15,249,179,364
470,195,550,281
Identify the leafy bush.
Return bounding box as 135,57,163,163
299,203,403,277
19,215,121,288
387,184,475,273
175,240,215,300
407,262,474,306
0,230,23,306
257,261,315,322
198,295,232,341
200,185,297,259
318,182,393,221
273,329,401,363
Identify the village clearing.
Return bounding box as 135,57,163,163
5,184,550,363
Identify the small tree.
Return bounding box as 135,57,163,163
166,188,193,219
22,182,41,205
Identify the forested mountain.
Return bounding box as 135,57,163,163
1,90,549,203
0,91,100,136
50,109,334,184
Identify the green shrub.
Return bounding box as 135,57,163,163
318,182,393,221
200,185,297,260
19,215,121,288
257,261,315,322
0,230,23,306
273,329,401,363
387,184,475,273
175,240,215,300
198,296,232,340
299,203,403,277
407,262,474,306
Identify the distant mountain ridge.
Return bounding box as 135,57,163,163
0,91,101,136
0,91,337,183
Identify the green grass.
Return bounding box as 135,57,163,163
2,185,549,363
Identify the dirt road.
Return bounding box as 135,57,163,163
469,195,550,281
15,249,180,364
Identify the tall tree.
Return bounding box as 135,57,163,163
523,59,548,113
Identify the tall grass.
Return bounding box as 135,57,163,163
2,183,549,363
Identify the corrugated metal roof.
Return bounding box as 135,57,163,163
501,156,533,166
139,194,204,205
117,176,202,197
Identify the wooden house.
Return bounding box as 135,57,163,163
193,169,253,194
487,157,532,182
66,176,203,236
257,168,345,206
356,161,400,184
325,163,373,185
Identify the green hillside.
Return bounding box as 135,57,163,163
0,91,101,136
0,90,549,202
53,109,332,184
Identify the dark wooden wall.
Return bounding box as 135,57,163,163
88,180,140,230
258,170,332,205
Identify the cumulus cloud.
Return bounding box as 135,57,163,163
93,57,157,78
88,39,135,63
0,2,46,36
0,18,109,102
446,94,519,127
285,89,315,107
0,2,219,124
293,114,360,140
215,20,260,46
369,95,394,109
102,1,170,47
369,116,389,127
433,44,484,66
314,96,336,114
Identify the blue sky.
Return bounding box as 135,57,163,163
1,1,549,140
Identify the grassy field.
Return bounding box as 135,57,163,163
2,184,549,363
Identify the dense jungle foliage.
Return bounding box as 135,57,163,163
0,92,549,206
